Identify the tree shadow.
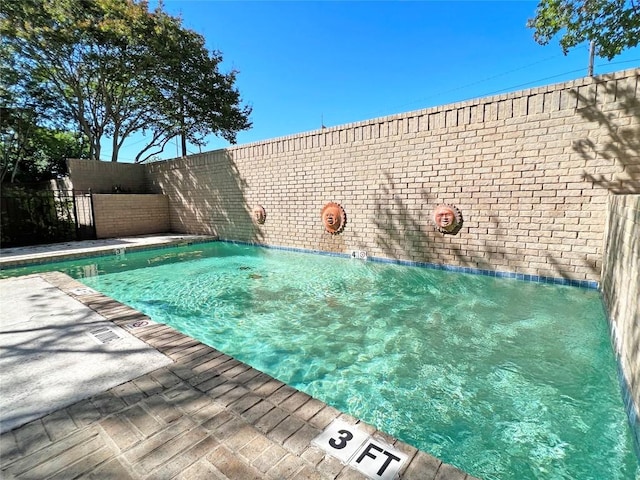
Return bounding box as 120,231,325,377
558,72,640,283
571,75,640,449
372,172,433,262
0,287,171,433
146,150,264,244
371,172,502,270
572,73,640,193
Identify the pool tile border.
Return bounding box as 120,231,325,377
219,239,601,290
602,299,640,457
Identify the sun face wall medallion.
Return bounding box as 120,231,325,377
252,205,266,224
321,202,347,235
433,204,463,235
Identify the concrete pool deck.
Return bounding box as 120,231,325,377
0,235,479,479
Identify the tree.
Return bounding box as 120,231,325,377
527,0,640,60
0,0,252,163
128,10,252,162
0,106,89,183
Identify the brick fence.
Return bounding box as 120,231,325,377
68,160,146,194
66,69,640,283
602,194,640,444
92,194,170,239
140,68,639,285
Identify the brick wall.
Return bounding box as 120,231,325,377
146,68,640,284
67,159,147,193
602,194,640,444
92,194,170,238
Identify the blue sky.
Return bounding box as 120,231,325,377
110,0,640,162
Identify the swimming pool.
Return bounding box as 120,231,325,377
3,242,638,479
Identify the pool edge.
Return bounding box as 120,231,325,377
0,235,218,269
1,236,600,290
219,239,601,290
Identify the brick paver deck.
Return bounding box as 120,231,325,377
1,270,479,479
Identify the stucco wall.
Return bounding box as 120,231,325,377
602,194,640,445
92,194,170,239
145,68,639,284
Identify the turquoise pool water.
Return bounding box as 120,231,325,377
3,242,638,479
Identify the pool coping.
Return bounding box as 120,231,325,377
0,234,218,269
0,242,480,479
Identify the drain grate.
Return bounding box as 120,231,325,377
87,326,122,345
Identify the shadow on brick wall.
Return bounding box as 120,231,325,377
572,74,640,194
565,74,640,280
372,171,502,270
372,172,433,262
150,151,264,243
